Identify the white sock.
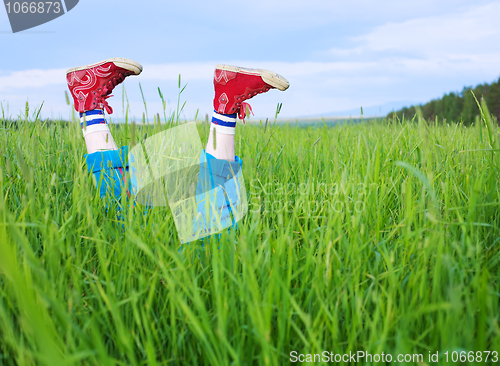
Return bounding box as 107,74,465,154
80,109,119,154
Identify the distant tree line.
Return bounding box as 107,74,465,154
388,77,500,125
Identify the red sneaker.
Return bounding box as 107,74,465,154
213,65,289,121
66,58,143,114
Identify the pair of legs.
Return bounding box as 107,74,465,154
81,101,235,160
66,58,289,213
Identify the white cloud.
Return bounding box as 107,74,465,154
363,3,500,55
330,2,500,60
0,69,66,90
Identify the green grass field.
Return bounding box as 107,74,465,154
0,101,499,365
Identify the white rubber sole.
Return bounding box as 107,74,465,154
216,64,290,91
66,57,143,76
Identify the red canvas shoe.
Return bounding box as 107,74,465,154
66,58,143,114
213,65,289,121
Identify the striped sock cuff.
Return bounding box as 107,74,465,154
211,111,237,135
82,123,110,137
80,109,106,128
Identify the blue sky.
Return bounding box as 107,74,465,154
1,0,499,120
